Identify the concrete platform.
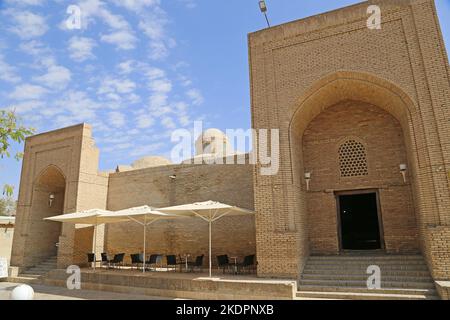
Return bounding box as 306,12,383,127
44,268,297,300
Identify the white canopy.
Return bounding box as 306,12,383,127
45,209,121,270
157,201,254,277
44,209,122,224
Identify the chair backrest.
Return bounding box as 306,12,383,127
117,253,125,262
243,254,255,266
101,253,108,262
87,253,95,263
130,254,140,264
113,253,125,263
148,254,158,264
166,255,177,265
217,255,228,266
195,255,204,266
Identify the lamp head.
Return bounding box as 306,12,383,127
259,0,267,13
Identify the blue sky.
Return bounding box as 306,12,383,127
1,0,450,197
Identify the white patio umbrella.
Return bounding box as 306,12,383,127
99,205,186,272
44,209,124,269
157,201,254,277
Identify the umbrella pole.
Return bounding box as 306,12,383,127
93,222,97,271
143,217,146,273
209,220,212,277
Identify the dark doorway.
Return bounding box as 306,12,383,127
337,192,382,250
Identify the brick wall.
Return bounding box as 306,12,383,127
249,0,450,278
303,101,419,254
105,161,255,267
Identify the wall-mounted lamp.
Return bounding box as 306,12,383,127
400,164,407,183
304,172,311,191
48,193,55,207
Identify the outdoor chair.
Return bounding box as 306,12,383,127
146,254,162,271
166,255,181,272
237,255,256,274
216,255,232,274
87,253,95,268
187,255,204,273
101,253,110,268
130,253,143,270
109,253,125,269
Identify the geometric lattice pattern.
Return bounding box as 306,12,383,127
339,139,368,177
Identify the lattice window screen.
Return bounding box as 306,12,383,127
339,140,368,177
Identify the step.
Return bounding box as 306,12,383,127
297,285,437,296
298,279,435,289
301,274,433,283
308,255,424,261
7,275,43,285
24,268,53,272
302,268,431,277
307,259,427,265
296,290,439,300
303,264,429,271
22,269,51,275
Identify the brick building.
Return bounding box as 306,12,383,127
9,0,450,299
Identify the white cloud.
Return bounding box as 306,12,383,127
6,10,48,39
149,79,172,94
145,67,166,80
161,116,176,129
117,60,135,74
5,0,45,6
33,65,72,89
136,114,154,129
108,111,126,128
0,55,21,83
130,142,164,157
111,0,160,12
100,30,137,50
98,77,136,95
68,36,97,62
9,84,48,100
178,0,197,9
9,100,45,114
138,8,175,60
186,88,204,106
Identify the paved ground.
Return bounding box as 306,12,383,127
0,282,180,300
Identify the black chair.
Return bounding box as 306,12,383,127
187,255,204,273
166,255,180,272
146,254,161,271
237,255,256,274
101,253,109,268
87,253,95,268
216,255,231,274
110,253,125,269
130,253,143,270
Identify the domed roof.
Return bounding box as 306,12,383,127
195,128,232,156
131,156,172,169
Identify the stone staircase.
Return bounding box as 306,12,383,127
9,256,57,285
297,254,439,300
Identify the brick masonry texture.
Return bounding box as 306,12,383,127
9,0,450,284
249,0,450,278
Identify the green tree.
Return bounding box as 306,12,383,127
1,109,35,197
0,196,16,216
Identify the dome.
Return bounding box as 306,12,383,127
131,156,172,169
195,128,233,156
